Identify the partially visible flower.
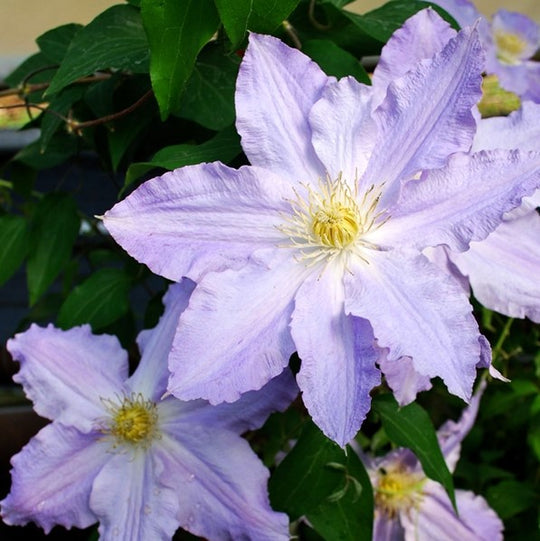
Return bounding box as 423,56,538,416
104,10,540,446
430,0,540,101
0,280,296,540
358,383,504,540
439,101,540,322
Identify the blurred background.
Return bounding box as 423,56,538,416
0,0,539,78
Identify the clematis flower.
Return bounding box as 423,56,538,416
0,280,295,540
429,0,540,102
359,382,504,540
103,10,540,446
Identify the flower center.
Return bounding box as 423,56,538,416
278,173,387,267
101,393,159,448
374,466,425,518
312,201,359,249
494,31,527,64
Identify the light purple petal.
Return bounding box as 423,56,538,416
309,76,376,181
492,60,540,103
449,211,540,322
0,424,106,533
291,269,381,446
378,354,432,406
103,163,290,282
90,450,179,541
344,251,479,401
7,324,128,431
472,101,540,151
128,279,196,399
167,251,305,403
360,25,484,206
402,483,503,540
236,32,330,183
164,369,298,434
158,426,289,540
372,9,457,108
427,0,481,28
373,512,405,541
379,150,540,252
437,380,485,472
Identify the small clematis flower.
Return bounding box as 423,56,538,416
360,382,504,540
103,10,540,446
0,280,296,540
429,0,540,102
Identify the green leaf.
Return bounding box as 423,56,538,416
46,5,149,96
214,0,253,47
372,394,456,509
486,480,538,520
36,23,82,64
57,267,132,330
4,52,55,103
0,215,30,287
14,133,79,169
141,0,220,119
249,0,300,34
27,193,80,305
178,45,240,130
124,125,241,191
269,421,346,520
39,86,86,151
307,450,373,541
302,39,370,83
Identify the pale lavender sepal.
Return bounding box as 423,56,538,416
344,251,479,401
472,101,540,152
7,324,128,432
158,426,289,540
128,279,196,400
372,9,457,108
427,0,481,28
235,33,329,184
167,251,304,403
103,163,290,282
0,424,106,533
450,212,540,322
378,354,432,406
502,62,540,103
381,150,540,252
292,269,381,446
373,513,405,541
164,369,298,434
90,451,179,541
309,76,376,182
437,380,485,472
360,25,484,207
403,483,503,541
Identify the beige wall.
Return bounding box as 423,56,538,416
350,0,540,20
0,0,538,75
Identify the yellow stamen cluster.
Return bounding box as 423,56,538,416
494,31,527,65
374,466,425,518
278,173,387,267
101,393,159,449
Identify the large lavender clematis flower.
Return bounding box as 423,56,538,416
104,10,540,446
430,0,540,102
359,382,504,540
0,280,295,540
